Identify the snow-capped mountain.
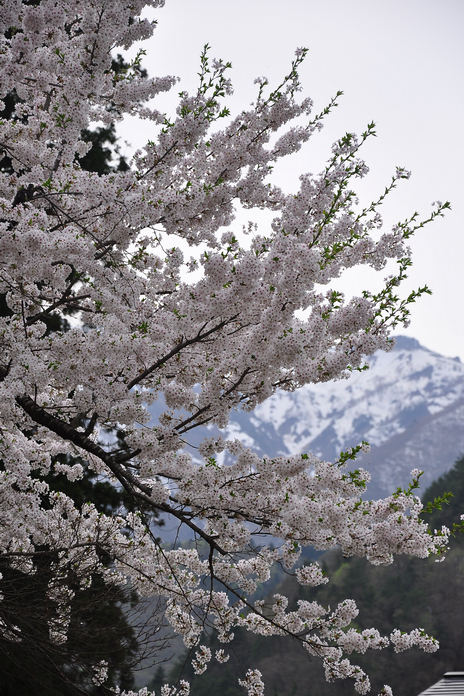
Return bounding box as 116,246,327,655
149,336,464,500
224,336,464,498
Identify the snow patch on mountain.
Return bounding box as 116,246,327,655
252,336,464,453
221,335,464,496
149,335,464,500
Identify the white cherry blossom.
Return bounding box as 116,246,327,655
0,1,452,694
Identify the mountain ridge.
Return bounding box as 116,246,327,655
220,335,464,498
148,335,464,500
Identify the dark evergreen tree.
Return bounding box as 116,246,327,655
148,665,167,693
421,454,464,544
0,54,136,177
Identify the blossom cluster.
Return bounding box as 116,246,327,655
0,1,451,694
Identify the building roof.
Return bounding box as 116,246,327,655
419,673,464,696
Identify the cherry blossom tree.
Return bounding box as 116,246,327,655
0,1,454,694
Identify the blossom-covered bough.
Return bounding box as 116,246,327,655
0,0,455,693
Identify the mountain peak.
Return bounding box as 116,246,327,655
148,335,464,502
392,335,461,363
236,336,464,498
392,335,423,351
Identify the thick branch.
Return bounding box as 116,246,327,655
26,290,91,326
15,394,227,555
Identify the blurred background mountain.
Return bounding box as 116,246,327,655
149,335,464,508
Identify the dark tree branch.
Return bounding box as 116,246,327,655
137,140,179,181
15,394,227,555
127,315,238,390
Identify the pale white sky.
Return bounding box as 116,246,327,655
117,0,464,360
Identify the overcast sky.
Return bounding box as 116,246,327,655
117,0,464,361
